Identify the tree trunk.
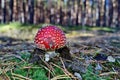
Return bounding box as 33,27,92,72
81,0,86,26
103,0,106,26
109,0,113,27
59,6,63,25
0,0,1,23
92,0,96,26
118,0,120,27
28,0,34,24
105,0,109,27
77,0,82,25
9,0,13,22
96,0,100,26
1,0,6,23
75,0,79,25
19,0,25,23
5,1,10,23
111,0,118,27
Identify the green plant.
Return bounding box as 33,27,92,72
82,65,111,80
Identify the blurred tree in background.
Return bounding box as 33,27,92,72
0,0,119,27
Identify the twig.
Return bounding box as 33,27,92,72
59,57,76,79
99,72,118,76
1,53,25,62
51,75,71,80
0,62,17,66
59,57,66,70
12,76,25,80
22,66,41,69
2,70,11,80
51,62,77,80
39,55,56,77
86,60,107,64
12,73,32,80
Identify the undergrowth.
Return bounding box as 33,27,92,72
0,51,119,80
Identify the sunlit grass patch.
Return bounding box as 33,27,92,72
66,30,95,38
0,22,41,32
0,22,116,33
0,22,21,31
90,27,115,32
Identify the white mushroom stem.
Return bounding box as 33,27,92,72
45,51,59,62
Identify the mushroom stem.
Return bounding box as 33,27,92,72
45,51,59,62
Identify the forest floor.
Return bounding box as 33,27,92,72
0,23,120,80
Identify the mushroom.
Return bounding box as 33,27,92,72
34,25,66,61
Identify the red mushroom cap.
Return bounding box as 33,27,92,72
34,25,66,51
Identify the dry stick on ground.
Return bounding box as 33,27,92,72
11,73,32,80
50,63,72,80
51,75,71,80
99,72,118,76
86,60,107,64
1,69,11,80
50,61,77,80
59,57,77,79
1,53,25,62
39,55,55,79
39,55,54,70
0,62,17,66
